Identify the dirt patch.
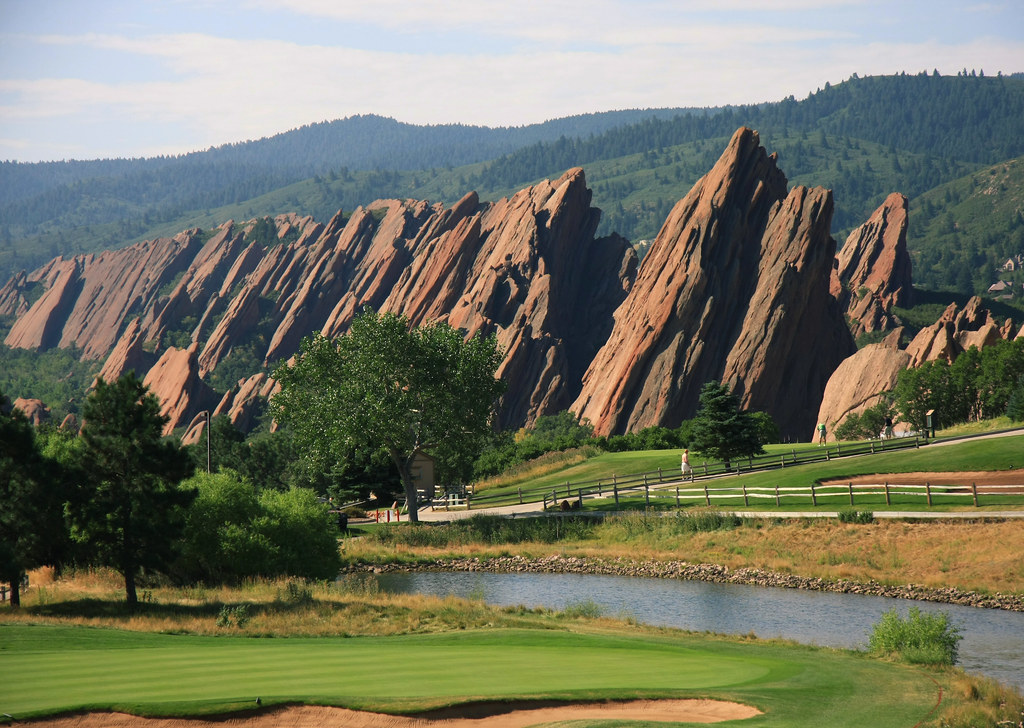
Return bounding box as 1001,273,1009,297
24,700,762,727
823,469,1024,492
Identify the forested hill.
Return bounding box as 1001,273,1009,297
0,109,698,208
469,72,1024,192
2,72,1024,287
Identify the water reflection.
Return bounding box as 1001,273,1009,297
373,570,1024,690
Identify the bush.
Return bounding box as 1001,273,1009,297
176,471,341,582
868,607,962,665
837,508,874,524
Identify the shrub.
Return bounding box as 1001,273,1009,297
837,508,874,524
868,607,962,665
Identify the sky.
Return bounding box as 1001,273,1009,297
1,0,1022,163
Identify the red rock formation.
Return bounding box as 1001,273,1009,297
96,318,155,385
4,232,202,359
141,343,217,435
831,193,912,338
12,397,50,426
572,128,854,438
815,329,911,435
903,296,1008,367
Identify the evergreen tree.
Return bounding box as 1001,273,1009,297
67,374,195,605
689,382,763,471
0,393,65,606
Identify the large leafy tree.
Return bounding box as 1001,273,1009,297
0,393,66,607
689,381,763,470
68,374,195,605
273,309,506,522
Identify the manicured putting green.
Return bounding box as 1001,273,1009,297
0,623,938,726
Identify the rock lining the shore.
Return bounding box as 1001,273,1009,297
345,555,1024,611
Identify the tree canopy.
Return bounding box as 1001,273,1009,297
67,373,195,604
273,309,506,521
689,381,764,470
0,393,65,606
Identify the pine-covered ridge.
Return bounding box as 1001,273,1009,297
1,72,1023,294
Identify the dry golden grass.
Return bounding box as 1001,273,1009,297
346,518,1024,595
938,670,1024,727
5,568,581,638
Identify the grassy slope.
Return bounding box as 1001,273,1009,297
475,434,1024,507
0,622,938,727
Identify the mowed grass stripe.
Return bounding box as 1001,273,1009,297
0,627,770,716
0,624,941,726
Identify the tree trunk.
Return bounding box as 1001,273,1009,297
124,569,138,606
8,578,20,608
393,451,420,523
400,474,420,523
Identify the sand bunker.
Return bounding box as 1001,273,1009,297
25,700,762,727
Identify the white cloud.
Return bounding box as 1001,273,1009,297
1,0,1023,160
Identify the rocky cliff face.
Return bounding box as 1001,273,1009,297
2,174,635,433
572,128,855,438
831,193,913,338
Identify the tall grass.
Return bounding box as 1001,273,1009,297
1,569,585,638
370,514,601,547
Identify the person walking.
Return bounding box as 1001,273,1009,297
817,422,826,445
681,448,693,480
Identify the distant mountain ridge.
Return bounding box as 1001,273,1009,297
2,73,1024,294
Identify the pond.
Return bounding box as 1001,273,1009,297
373,570,1024,690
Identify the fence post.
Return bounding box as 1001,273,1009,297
837,442,841,455
742,484,749,507
774,485,780,507
703,461,708,475
704,482,710,506
826,449,830,461
870,442,875,454
645,482,650,507
884,481,890,506
916,437,921,449
972,482,978,507
675,485,680,506
926,482,932,507
466,493,471,509
566,481,571,497
518,487,523,505
659,467,663,484
810,482,817,506
792,449,797,463
614,482,619,506
780,455,785,469
848,482,854,506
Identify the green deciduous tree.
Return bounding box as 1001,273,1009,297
273,309,506,522
67,374,195,605
688,381,763,470
175,470,340,582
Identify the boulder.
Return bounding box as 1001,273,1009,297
815,331,911,436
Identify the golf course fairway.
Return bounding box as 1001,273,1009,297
0,623,941,726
